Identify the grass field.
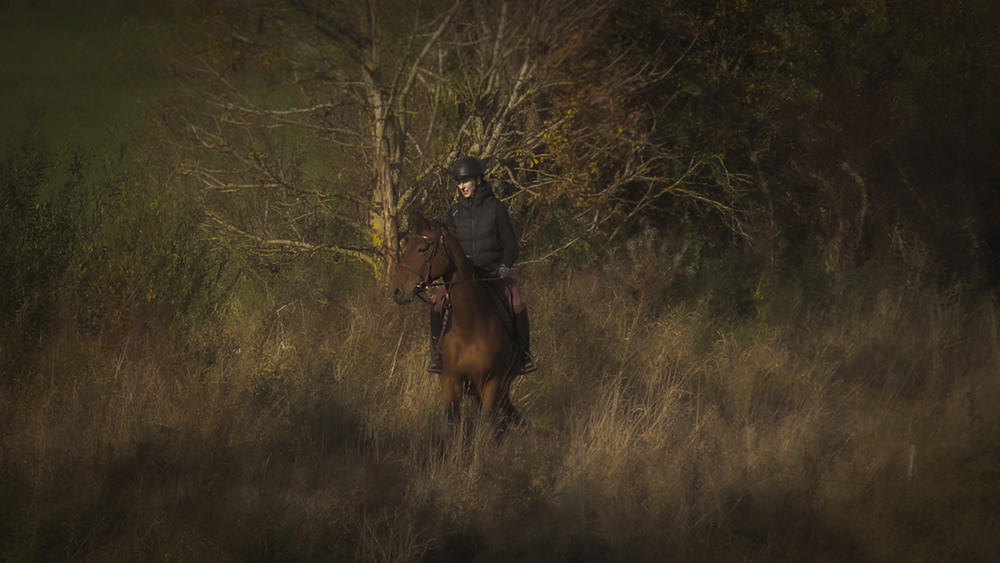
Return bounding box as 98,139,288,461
3,249,999,560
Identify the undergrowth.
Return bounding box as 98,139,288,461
3,238,1000,561
3,137,999,562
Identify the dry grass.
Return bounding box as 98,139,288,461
3,258,1000,562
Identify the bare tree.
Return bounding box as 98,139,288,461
438,1,744,239
158,0,739,278
161,0,461,277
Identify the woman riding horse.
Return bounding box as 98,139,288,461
428,156,537,375
391,210,523,437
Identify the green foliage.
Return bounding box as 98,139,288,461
0,139,77,337
616,0,1000,283
0,5,168,154
0,135,237,386
531,201,603,269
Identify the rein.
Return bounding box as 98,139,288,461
397,232,442,294
399,230,502,299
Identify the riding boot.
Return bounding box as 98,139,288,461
515,309,537,374
428,308,444,374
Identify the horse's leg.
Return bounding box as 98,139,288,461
478,377,512,441
440,374,463,441
465,381,482,404
498,390,524,429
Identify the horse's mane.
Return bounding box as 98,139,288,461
408,210,472,280
437,220,473,278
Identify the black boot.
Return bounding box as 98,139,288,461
515,309,537,374
428,308,444,374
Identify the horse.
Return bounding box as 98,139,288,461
390,211,522,440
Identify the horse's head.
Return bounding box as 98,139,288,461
391,211,452,304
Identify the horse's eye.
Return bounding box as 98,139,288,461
418,245,430,254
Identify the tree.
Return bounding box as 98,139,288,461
437,1,746,241
158,0,742,278
158,0,462,277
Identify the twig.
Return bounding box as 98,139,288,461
520,237,581,265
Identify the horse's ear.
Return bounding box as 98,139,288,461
407,210,429,231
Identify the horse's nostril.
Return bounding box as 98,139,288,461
392,287,405,303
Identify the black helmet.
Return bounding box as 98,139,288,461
451,156,485,179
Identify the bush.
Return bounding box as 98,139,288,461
0,136,236,388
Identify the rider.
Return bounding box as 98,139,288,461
428,156,537,375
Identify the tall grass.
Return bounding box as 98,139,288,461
4,220,1000,561
2,137,998,562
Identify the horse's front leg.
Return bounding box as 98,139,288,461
498,392,524,430
440,374,463,438
478,377,511,441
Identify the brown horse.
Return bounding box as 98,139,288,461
390,211,522,439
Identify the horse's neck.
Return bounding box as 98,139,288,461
440,231,474,284
441,235,490,328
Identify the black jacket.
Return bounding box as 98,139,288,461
447,182,518,273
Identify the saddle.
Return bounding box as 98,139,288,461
482,278,517,338
439,275,517,341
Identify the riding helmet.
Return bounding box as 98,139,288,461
451,156,486,179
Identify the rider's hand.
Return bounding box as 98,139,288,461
496,264,510,279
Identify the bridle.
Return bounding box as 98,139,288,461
398,231,445,293
398,227,504,299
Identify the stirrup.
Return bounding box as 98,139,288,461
521,351,538,374
428,352,443,374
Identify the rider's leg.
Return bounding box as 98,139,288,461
505,278,537,374
428,289,446,374
514,308,537,374
428,306,444,373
